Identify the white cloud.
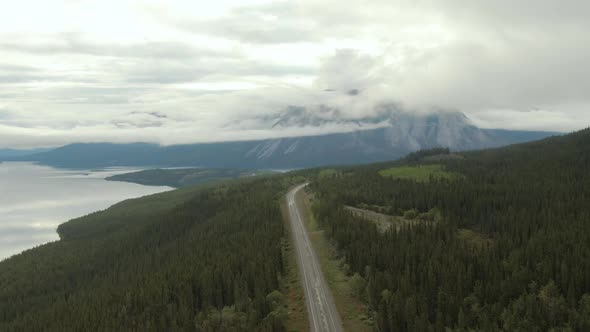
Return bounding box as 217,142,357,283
1,0,589,148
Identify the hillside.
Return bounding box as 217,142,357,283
5,112,558,169
106,168,274,188
309,128,590,331
0,175,305,331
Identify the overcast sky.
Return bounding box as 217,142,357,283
1,0,589,148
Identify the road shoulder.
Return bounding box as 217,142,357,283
295,188,374,332
280,199,310,332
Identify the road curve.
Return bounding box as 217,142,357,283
286,183,343,332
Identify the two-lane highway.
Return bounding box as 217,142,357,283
286,184,343,332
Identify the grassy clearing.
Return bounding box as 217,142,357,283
296,190,373,332
378,164,460,182
345,206,425,232
280,201,309,332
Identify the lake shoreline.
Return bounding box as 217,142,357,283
0,162,171,260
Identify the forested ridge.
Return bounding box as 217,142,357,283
0,176,303,331
106,168,273,188
310,129,590,331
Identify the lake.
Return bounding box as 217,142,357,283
0,162,171,261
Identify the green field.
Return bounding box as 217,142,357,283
378,164,459,182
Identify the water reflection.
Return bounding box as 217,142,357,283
0,162,171,261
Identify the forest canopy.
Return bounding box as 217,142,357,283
0,175,303,331
310,129,590,331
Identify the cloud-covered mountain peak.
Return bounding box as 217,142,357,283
265,104,472,131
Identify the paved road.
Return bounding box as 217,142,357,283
286,184,343,332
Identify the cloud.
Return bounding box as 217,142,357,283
1,0,590,148
0,63,65,84
155,1,319,45
0,33,231,59
123,58,314,84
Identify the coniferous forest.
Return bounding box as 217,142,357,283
1,129,590,331
311,129,590,331
0,177,302,331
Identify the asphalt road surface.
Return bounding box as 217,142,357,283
286,183,343,332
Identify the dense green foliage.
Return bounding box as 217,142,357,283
107,168,273,188
0,176,301,331
311,129,590,331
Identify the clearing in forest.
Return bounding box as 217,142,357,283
378,164,460,182
345,206,440,232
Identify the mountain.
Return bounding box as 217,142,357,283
262,104,388,128
5,112,559,169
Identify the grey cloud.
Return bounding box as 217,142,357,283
130,111,168,119
392,36,590,110
0,63,61,84
123,58,314,84
0,64,39,72
0,33,236,60
229,61,315,76
0,75,46,83
159,1,318,44
430,0,590,28
56,95,130,105
112,109,172,129
309,12,590,115
23,86,148,105
110,111,168,129
188,19,317,44
0,109,15,120
315,49,382,92
112,120,164,129
125,63,208,84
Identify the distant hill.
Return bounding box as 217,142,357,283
0,148,53,159
4,112,559,169
106,168,275,188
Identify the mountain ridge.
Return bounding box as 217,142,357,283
4,112,561,169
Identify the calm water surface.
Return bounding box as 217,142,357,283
0,162,171,261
